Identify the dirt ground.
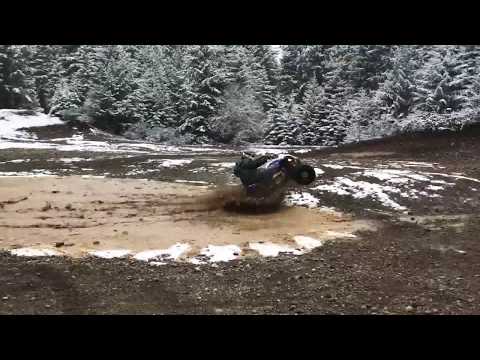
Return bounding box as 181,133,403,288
2,127,480,314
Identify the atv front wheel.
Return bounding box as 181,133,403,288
293,165,316,185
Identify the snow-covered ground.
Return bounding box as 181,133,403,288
284,192,320,208
10,248,61,257
309,161,479,212
9,235,334,264
0,109,64,140
133,243,191,262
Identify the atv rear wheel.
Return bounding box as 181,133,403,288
293,165,316,185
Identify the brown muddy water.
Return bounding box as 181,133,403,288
0,176,376,258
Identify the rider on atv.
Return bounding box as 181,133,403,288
234,151,317,194
233,152,276,187
233,151,317,205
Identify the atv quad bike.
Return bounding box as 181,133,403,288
233,154,317,208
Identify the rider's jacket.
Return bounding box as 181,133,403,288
233,154,269,185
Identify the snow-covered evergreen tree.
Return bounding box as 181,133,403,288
177,46,229,143
414,46,472,114
263,94,302,145
210,84,266,144
318,63,353,145
49,79,83,115
25,45,64,112
345,90,392,142
4,44,480,145
79,46,141,133
278,45,311,101
377,46,420,118
278,45,334,103
0,45,37,109
240,50,277,112
343,45,394,91
297,79,328,145
303,45,333,86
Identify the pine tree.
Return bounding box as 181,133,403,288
263,95,302,145
316,63,354,145
303,45,333,85
210,84,266,144
24,45,64,112
278,45,310,100
0,45,37,109
176,46,227,142
239,47,277,112
93,47,140,130
377,46,420,118
345,90,391,142
297,79,328,145
414,46,473,114
246,45,280,106
343,45,394,91
49,79,83,115
457,45,480,109
127,46,182,128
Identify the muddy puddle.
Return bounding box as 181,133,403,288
0,176,377,260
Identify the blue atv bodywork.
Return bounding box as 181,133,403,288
249,159,285,192
232,154,317,208
236,154,317,198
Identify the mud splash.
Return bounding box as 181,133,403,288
196,185,287,214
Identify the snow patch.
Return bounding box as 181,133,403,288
81,175,105,179
189,167,208,173
314,177,407,211
160,159,193,167
321,163,367,170
430,179,453,185
312,182,351,196
247,148,289,156
149,261,167,266
426,185,445,191
360,169,430,182
125,168,158,176
314,167,325,175
210,162,235,168
322,164,345,169
133,243,190,262
0,109,64,140
10,248,61,257
0,170,55,177
249,242,303,257
54,157,92,163
175,180,209,185
390,161,446,169
293,236,324,250
294,149,311,154
285,192,319,208
89,249,132,258
325,231,357,239
5,159,31,163
197,245,241,263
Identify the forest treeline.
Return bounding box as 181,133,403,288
1,45,480,145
